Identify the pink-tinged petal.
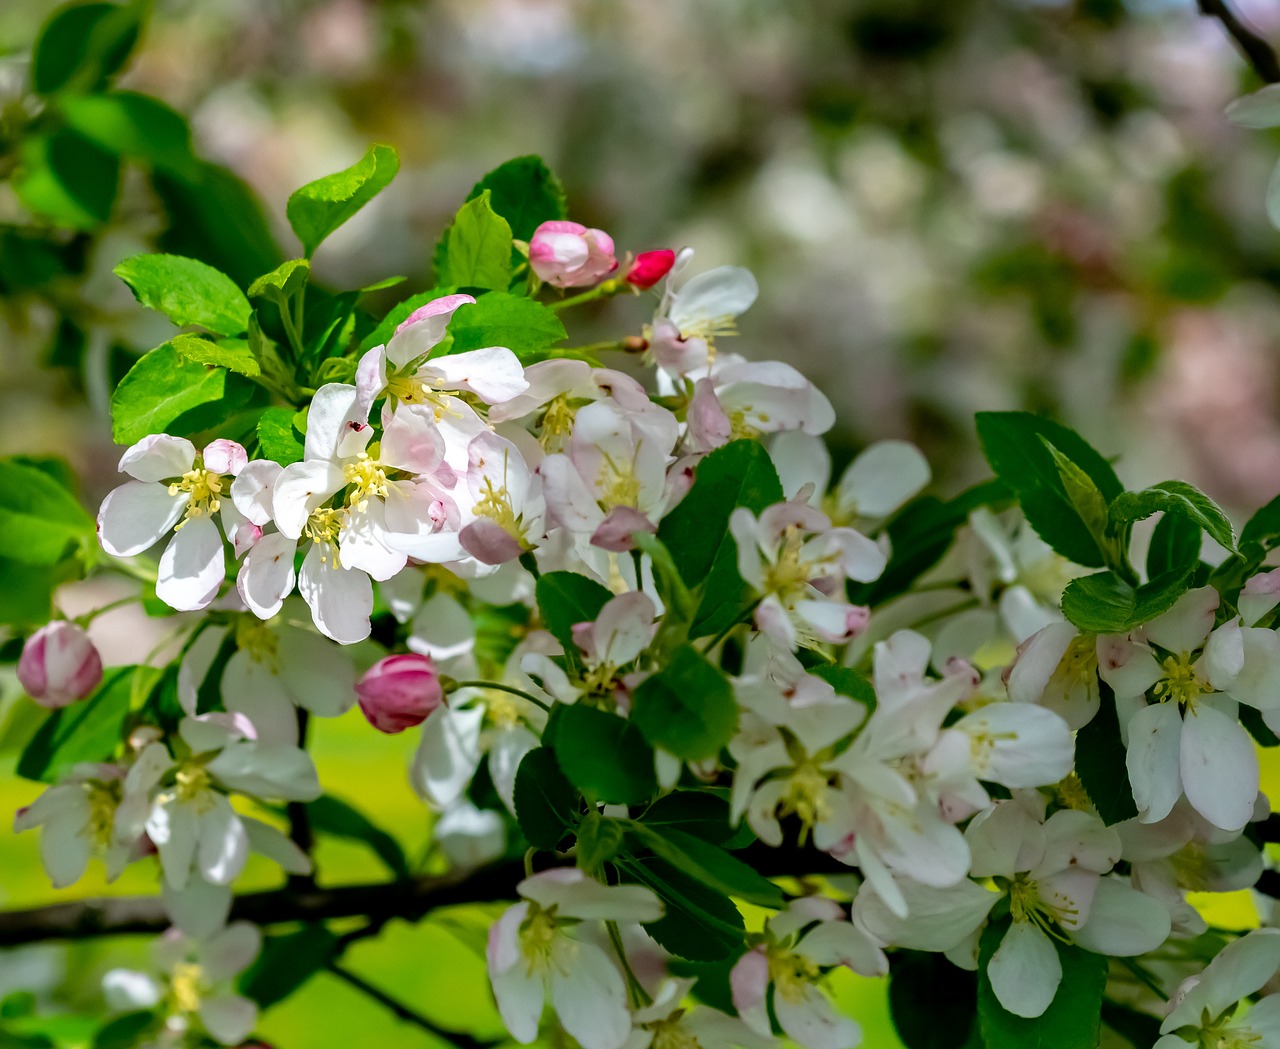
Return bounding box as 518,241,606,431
1126,703,1183,825
825,527,888,583
460,520,523,564
487,902,527,978
118,434,196,481
156,516,225,612
1039,808,1121,874
271,460,345,539
1072,878,1171,956
488,358,592,423
202,439,247,477
386,294,477,368
686,378,731,452
988,920,1061,1019
421,347,529,404
354,345,387,418
199,994,257,1045
355,653,443,734
230,460,283,526
1180,703,1258,832
592,591,657,667
625,248,676,289
1143,586,1218,655
304,383,363,462
539,454,604,533
794,599,871,644
18,621,103,709
298,543,371,645
196,794,249,885
1098,638,1163,702
590,506,655,552
382,405,445,475
730,950,772,1037
236,531,298,620
98,481,186,556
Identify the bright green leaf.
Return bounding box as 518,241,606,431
446,293,566,359
286,144,400,257
17,667,134,783
31,2,139,96
114,254,251,336
14,129,119,230
0,458,93,566
1109,480,1237,554
1060,567,1194,635
466,155,567,242
59,92,196,177
434,191,514,291
238,925,338,1008
111,342,251,445
171,333,260,377
257,407,306,466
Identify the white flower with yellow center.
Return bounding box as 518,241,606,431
98,435,251,612
486,867,663,1049
1156,928,1280,1049
647,253,759,378
458,430,545,564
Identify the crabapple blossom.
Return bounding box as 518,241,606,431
621,977,775,1049
17,620,103,708
648,253,759,376
529,220,617,287
356,652,445,733
98,436,250,611
459,430,546,563
623,249,677,290
1156,928,1280,1048
770,433,931,525
486,868,663,1049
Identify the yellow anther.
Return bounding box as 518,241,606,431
170,962,204,1014
487,693,522,730
519,903,560,971
343,453,389,512
779,762,833,843
84,782,119,847
762,526,812,601
1055,772,1093,812
1153,653,1205,709
168,465,224,527
651,1017,701,1049
473,453,526,548
1170,843,1214,893
539,395,576,452
598,452,642,510
304,507,346,567
174,764,212,802
766,945,822,1004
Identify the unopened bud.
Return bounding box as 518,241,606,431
17,622,103,708
621,335,648,354
530,221,617,288
355,654,444,734
624,249,676,289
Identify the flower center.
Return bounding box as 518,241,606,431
168,464,224,527
779,761,833,843
519,903,560,971
1006,874,1075,936
473,464,526,548
486,693,522,729
384,373,464,421
1170,842,1214,893
343,453,389,512
1198,1017,1263,1049
84,782,119,848
766,945,821,1004
235,617,279,668
175,763,213,803
651,1015,702,1049
304,507,346,566
539,395,576,452
1055,635,1098,689
763,527,812,601
170,962,204,1014
1055,772,1093,811
597,452,641,509
1153,653,1204,709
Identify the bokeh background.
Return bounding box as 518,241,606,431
4,0,1280,1045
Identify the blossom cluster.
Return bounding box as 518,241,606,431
6,151,1280,1049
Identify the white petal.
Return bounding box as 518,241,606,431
852,877,996,953
199,993,257,1045
40,804,92,888
148,799,197,890
954,702,1074,787
669,266,758,331
162,877,232,939
549,940,632,1049
304,383,363,462
177,624,228,716
775,982,860,1049
98,481,186,557
236,531,298,619
988,920,1061,1019
118,434,196,481
837,440,930,520
1143,586,1217,655
489,951,544,1043
411,704,484,807
519,868,663,923
103,970,162,1011
421,347,529,404
1071,878,1170,956
298,543,372,645
1226,83,1280,127
220,652,299,745
1180,703,1259,832
1125,702,1184,825
271,460,345,540
799,920,886,977
276,627,357,717
156,516,225,612
241,815,313,875
230,459,283,526
207,741,321,801
197,795,249,885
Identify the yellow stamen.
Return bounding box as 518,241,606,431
343,453,389,512
170,962,204,1014
1153,653,1205,709
168,464,224,528
766,945,821,1004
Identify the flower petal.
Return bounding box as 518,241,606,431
1180,702,1258,832
156,516,225,612
987,920,1062,1019
98,481,186,557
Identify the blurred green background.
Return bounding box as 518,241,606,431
5,0,1280,1044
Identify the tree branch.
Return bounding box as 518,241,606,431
1197,0,1280,84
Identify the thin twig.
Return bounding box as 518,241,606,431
287,709,316,892
1197,0,1280,83
327,963,496,1049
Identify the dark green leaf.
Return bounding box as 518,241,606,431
513,747,579,850
114,254,251,336
92,1012,157,1049
617,854,745,961
0,458,93,566
434,191,514,291
551,705,656,805
1101,1001,1164,1047
17,667,134,783
977,919,1107,1049
308,794,410,878
630,645,737,761
889,951,979,1049
59,92,196,177
639,790,734,844
1110,481,1236,554
1060,568,1194,634
32,2,139,95
357,286,457,354
535,571,613,664
14,128,119,229
110,342,248,444
976,412,1122,568
257,407,306,467
446,293,566,359
287,144,400,257
1147,511,1202,580
1241,492,1280,549
1240,704,1280,748
0,559,76,627
812,665,877,710
625,824,783,907
238,925,338,1008
466,155,567,241
1074,682,1138,825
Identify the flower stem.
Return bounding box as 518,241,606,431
606,919,652,1008
448,680,551,713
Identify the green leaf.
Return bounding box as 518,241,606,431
17,667,134,783
535,571,613,665
58,92,196,177
238,925,338,1008
811,665,877,710
170,334,260,378
14,128,119,229
434,191,514,291
661,440,783,588
1101,1002,1164,1048
466,155,567,242
977,918,1107,1049
91,1012,157,1049
630,645,737,761
1074,682,1139,825
513,747,579,850
576,812,625,871
257,407,306,466
111,342,249,444
625,824,783,907
357,286,457,353
1110,480,1237,554
446,293,566,359
976,412,1123,568
248,258,310,301
889,951,979,1049
286,144,400,257
1147,510,1202,580
114,254,251,336
0,559,76,627
616,854,745,961
638,790,735,844
0,458,93,566
551,705,656,805
31,2,140,95
1042,438,1111,551
1060,568,1194,635
1241,704,1280,748
1241,492,1280,549
308,794,410,878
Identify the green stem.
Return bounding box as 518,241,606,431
107,556,158,585
699,599,761,655
72,594,140,627
449,680,551,713
606,919,652,1009
548,280,620,312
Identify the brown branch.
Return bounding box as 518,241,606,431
1197,0,1280,84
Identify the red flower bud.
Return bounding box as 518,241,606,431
17,622,103,708
355,654,444,733
625,249,677,289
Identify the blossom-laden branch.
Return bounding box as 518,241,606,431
1197,0,1280,83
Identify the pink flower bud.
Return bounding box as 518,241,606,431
355,654,444,733
17,621,103,708
625,249,676,289
529,221,617,288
